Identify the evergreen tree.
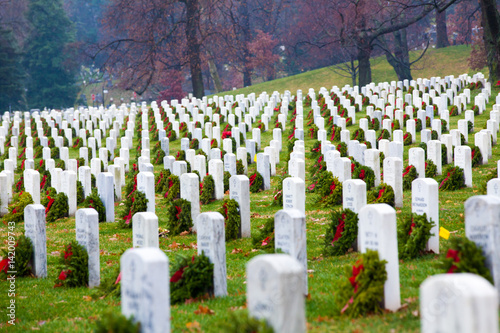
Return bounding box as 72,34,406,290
0,27,26,112
23,0,78,109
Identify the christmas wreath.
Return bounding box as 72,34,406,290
402,165,418,190
324,209,359,256
438,166,465,191
352,162,375,190
472,105,480,115
370,117,380,131
252,218,275,252
441,144,448,165
4,192,33,223
118,190,148,228
0,235,33,278
315,172,343,207
351,128,365,141
471,145,483,167
219,199,241,240
170,253,214,305
403,132,412,146
249,172,264,193
190,138,199,150
45,192,69,223
449,105,458,116
397,213,435,259
93,262,121,300
392,119,401,131
336,250,387,317
377,129,390,142
218,310,273,333
337,142,348,157
346,117,353,127
425,160,437,178
223,171,231,192
367,183,395,207
76,180,85,205
155,170,170,194
310,140,322,160
93,310,140,333
415,119,422,132
72,137,83,149
436,237,493,283
153,149,165,165
175,150,186,161
163,175,180,201
200,174,215,204
329,125,341,142
236,159,245,175
82,188,106,222
166,199,192,235
54,241,88,288
272,175,290,206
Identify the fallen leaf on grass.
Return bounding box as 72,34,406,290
316,315,329,322
83,296,92,301
194,305,214,315
50,251,60,256
108,237,118,242
186,321,201,330
412,310,419,317
180,231,190,236
250,212,262,218
169,241,180,249
251,249,258,252
231,248,243,254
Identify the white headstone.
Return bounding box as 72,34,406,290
76,208,100,287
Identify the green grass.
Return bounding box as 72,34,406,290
0,51,498,332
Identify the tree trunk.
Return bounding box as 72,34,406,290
383,30,413,81
436,9,450,48
185,0,204,98
357,43,372,87
208,57,223,93
479,0,500,84
239,0,252,87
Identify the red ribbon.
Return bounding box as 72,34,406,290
446,249,460,273
45,196,55,214
331,214,346,245
175,206,182,219
376,188,385,200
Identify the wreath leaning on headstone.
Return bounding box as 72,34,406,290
403,132,412,146
315,171,343,207
45,192,69,223
93,260,121,300
3,192,33,223
54,241,89,288
249,172,264,193
0,235,33,278
336,249,388,317
438,166,465,191
93,310,140,333
166,199,192,235
367,183,395,206
163,174,180,201
252,217,275,252
83,188,106,223
425,160,437,178
324,209,358,257
471,145,483,167
352,162,375,190
223,171,231,192
200,174,215,205
118,190,148,229
155,170,170,194
219,199,241,241
218,310,273,333
436,237,493,283
170,253,214,305
397,213,435,260
402,165,418,191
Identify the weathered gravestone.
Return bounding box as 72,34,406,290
180,173,200,227
196,212,227,297
121,248,170,333
208,159,224,200
137,171,155,213
24,169,40,204
383,157,403,208
76,208,100,287
412,178,439,253
420,273,498,333
454,145,472,187
358,204,401,311
229,175,250,238
24,204,47,278
97,172,114,222
132,212,159,248
246,254,306,333
274,209,308,295
487,178,500,198
257,153,271,190
465,195,500,297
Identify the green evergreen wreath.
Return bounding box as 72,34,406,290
415,119,422,132
308,124,319,139
471,145,483,167
154,149,165,165
438,166,465,191
76,180,85,205
251,218,275,252
190,138,199,150
54,241,89,288
218,310,273,333
170,253,214,305
425,160,437,178
92,256,122,300
272,174,290,206
481,167,497,194
367,183,395,207
370,117,380,131
352,163,375,190
94,310,140,333
377,129,390,142
118,190,148,229
336,250,387,317
324,209,359,257
329,125,341,141
219,199,241,240
436,237,493,283
403,132,412,146
200,174,215,204
441,144,448,165
163,175,180,201
236,159,245,175
46,192,69,223
397,213,435,259
337,142,348,157
166,199,192,235
83,188,106,223
4,192,33,223
249,172,264,193
449,105,458,116
0,235,33,278
315,172,343,207
351,128,365,141
402,165,418,190
310,140,322,160
223,171,231,192
155,170,170,194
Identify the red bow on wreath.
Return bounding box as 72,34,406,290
341,262,365,313
446,249,460,273
331,214,346,246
